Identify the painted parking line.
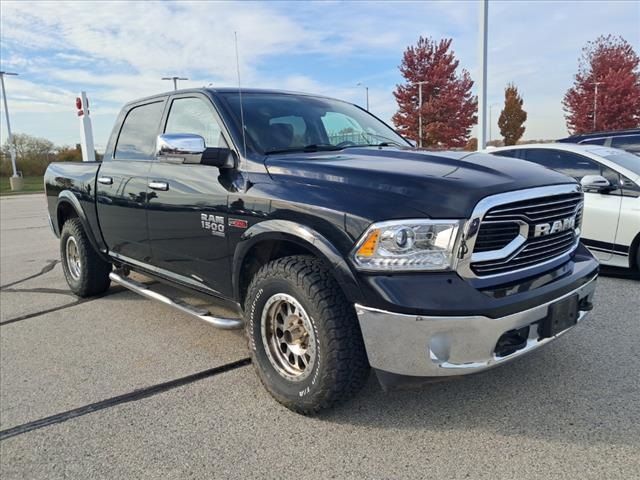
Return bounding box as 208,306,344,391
0,357,252,441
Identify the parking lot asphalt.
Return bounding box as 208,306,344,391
1,194,639,479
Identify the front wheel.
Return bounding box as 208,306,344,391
60,218,111,297
244,255,370,414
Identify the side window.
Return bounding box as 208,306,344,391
580,138,606,146
492,150,521,159
611,135,640,154
600,165,621,195
165,97,227,148
557,153,600,180
115,101,165,160
521,149,599,180
621,175,640,198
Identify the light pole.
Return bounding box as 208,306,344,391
0,71,20,190
356,83,369,110
489,103,499,143
591,81,603,131
477,0,489,150
416,81,427,148
162,76,189,91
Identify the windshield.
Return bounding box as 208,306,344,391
218,92,410,154
599,150,640,176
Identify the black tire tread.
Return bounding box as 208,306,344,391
61,218,111,297
245,255,369,414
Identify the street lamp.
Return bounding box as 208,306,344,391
356,82,369,111
415,81,428,148
477,0,489,150
162,76,189,91
590,81,603,131
489,103,499,143
0,71,21,191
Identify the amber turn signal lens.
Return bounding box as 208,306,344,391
356,229,380,257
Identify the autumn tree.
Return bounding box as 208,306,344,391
393,37,477,148
0,133,54,176
498,84,527,145
464,137,477,151
55,145,83,163
563,35,640,134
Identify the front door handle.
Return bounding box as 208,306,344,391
148,181,169,191
97,176,113,185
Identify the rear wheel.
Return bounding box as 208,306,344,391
60,218,111,297
244,255,370,414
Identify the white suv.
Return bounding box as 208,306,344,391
489,143,640,270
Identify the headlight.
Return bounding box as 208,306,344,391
351,219,462,271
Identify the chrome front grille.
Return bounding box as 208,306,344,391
483,192,583,224
467,188,583,277
472,229,577,275
473,222,520,252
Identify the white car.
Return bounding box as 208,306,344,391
488,143,640,270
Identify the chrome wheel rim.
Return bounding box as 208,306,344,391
261,293,316,382
65,236,82,280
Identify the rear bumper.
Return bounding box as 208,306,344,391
356,274,597,377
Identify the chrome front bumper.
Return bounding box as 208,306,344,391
355,276,597,377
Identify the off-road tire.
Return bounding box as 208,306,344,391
244,255,370,414
60,218,111,297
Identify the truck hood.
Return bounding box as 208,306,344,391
264,147,576,218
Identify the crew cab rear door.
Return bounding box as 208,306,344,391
146,93,234,297
96,98,167,263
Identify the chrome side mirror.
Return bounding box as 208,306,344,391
580,174,613,193
156,133,205,164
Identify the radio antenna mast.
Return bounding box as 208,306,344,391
234,32,248,159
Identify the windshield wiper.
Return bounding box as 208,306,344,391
265,144,342,155
342,141,406,149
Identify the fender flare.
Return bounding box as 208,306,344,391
232,219,363,304
55,191,107,260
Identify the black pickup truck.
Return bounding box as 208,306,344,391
45,88,598,413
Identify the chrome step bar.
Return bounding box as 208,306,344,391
109,272,243,330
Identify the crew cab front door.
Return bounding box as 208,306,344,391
96,99,166,263
146,94,234,297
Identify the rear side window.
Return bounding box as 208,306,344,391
580,138,607,146
492,150,521,159
115,102,164,160
521,149,599,180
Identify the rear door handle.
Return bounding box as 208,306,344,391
148,181,169,191
97,176,113,185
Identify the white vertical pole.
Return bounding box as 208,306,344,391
0,74,19,177
477,0,488,151
78,91,95,162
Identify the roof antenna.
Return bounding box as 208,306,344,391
234,31,248,160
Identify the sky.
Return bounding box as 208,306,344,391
1,0,639,151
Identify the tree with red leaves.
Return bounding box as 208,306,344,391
563,35,640,134
392,37,476,148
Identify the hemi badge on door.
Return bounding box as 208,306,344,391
228,218,248,229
